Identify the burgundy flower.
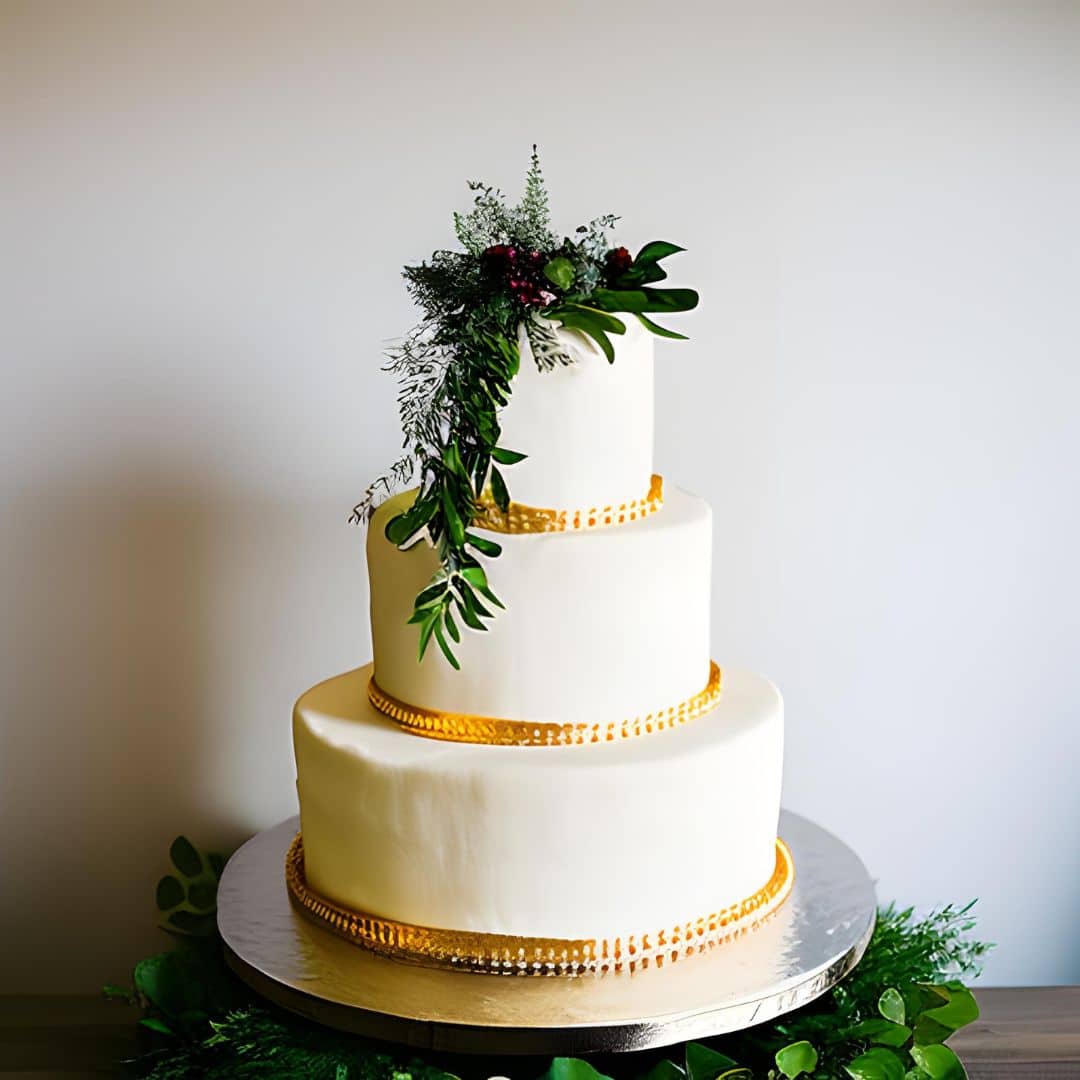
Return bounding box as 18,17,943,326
606,246,633,275
481,244,517,275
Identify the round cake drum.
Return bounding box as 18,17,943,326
218,811,875,1056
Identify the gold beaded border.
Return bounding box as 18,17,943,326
285,834,794,976
473,474,664,534
368,661,722,747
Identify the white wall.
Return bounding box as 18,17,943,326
3,0,1078,992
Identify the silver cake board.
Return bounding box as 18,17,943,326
218,810,875,1057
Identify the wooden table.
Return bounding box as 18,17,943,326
1,988,1078,1077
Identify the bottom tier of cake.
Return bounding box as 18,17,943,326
293,663,786,970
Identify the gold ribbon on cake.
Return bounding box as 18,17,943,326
368,661,723,747
473,474,664,534
285,832,794,975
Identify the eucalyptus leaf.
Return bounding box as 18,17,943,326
909,1045,964,1080
775,1040,818,1077
844,1047,906,1080
169,837,201,878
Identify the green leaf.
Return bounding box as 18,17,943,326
634,240,686,265
465,532,502,558
139,1017,175,1036
541,1059,612,1080
543,256,576,291
459,564,489,590
491,446,527,465
187,881,217,912
490,466,510,512
641,286,699,312
555,303,627,334
775,1040,818,1078
385,495,437,546
432,621,460,670
417,612,437,662
454,588,488,631
169,837,201,878
920,982,979,1033
442,440,468,481
440,486,466,548
880,988,907,1025
849,1019,913,1047
844,1048,906,1080
909,1045,964,1080
102,983,135,1002
636,312,688,340
685,1042,738,1080
443,607,460,643
475,581,505,609
415,581,449,609
556,313,616,362
641,1062,686,1080
207,853,226,880
155,875,184,911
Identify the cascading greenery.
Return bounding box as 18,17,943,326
108,837,989,1079
351,149,699,667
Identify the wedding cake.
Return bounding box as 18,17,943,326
290,153,791,974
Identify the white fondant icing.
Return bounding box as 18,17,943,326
497,314,654,509
294,664,784,939
368,486,712,725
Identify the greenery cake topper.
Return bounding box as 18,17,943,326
352,149,699,667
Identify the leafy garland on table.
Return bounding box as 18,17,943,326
350,149,698,668
107,836,989,1079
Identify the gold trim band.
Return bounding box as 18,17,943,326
368,661,723,747
285,834,794,976
474,474,664,534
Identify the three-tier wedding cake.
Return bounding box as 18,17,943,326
289,153,792,974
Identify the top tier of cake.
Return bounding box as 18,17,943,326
500,315,654,510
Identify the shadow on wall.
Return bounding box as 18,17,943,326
0,469,361,991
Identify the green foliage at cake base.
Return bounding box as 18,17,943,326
109,839,989,1079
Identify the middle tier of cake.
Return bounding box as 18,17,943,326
369,485,712,727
